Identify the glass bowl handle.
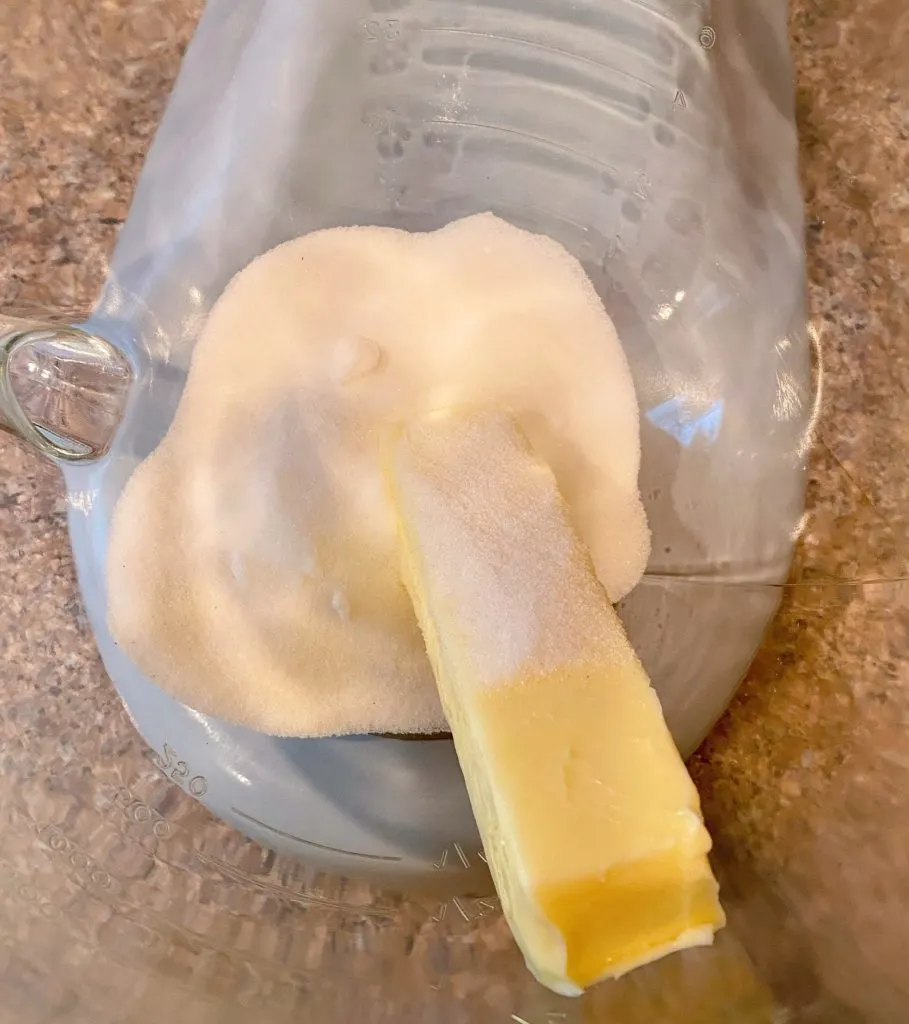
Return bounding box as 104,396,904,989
0,318,132,463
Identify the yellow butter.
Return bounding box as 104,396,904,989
384,409,724,995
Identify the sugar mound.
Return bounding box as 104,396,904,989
107,214,650,736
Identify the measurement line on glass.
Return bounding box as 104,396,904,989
511,1013,568,1024
229,807,403,862
417,40,710,121
414,0,717,48
196,851,399,919
420,0,680,31
422,27,660,92
422,118,619,177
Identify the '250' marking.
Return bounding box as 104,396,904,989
154,743,209,796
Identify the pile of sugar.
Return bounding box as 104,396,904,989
107,213,650,737
387,409,636,688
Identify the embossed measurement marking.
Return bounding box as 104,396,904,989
632,170,652,201
229,807,403,862
362,110,393,134
0,861,63,920
431,895,499,923
698,25,717,49
114,786,174,838
154,742,209,796
37,824,113,891
360,17,401,41
430,842,498,922
433,841,488,871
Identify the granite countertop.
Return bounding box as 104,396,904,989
2,2,908,1022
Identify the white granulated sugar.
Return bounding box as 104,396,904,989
107,213,650,737
390,410,635,687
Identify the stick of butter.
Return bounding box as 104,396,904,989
384,408,725,995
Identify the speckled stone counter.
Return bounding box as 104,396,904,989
2,2,908,1022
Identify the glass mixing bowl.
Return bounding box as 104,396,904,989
2,0,906,1021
